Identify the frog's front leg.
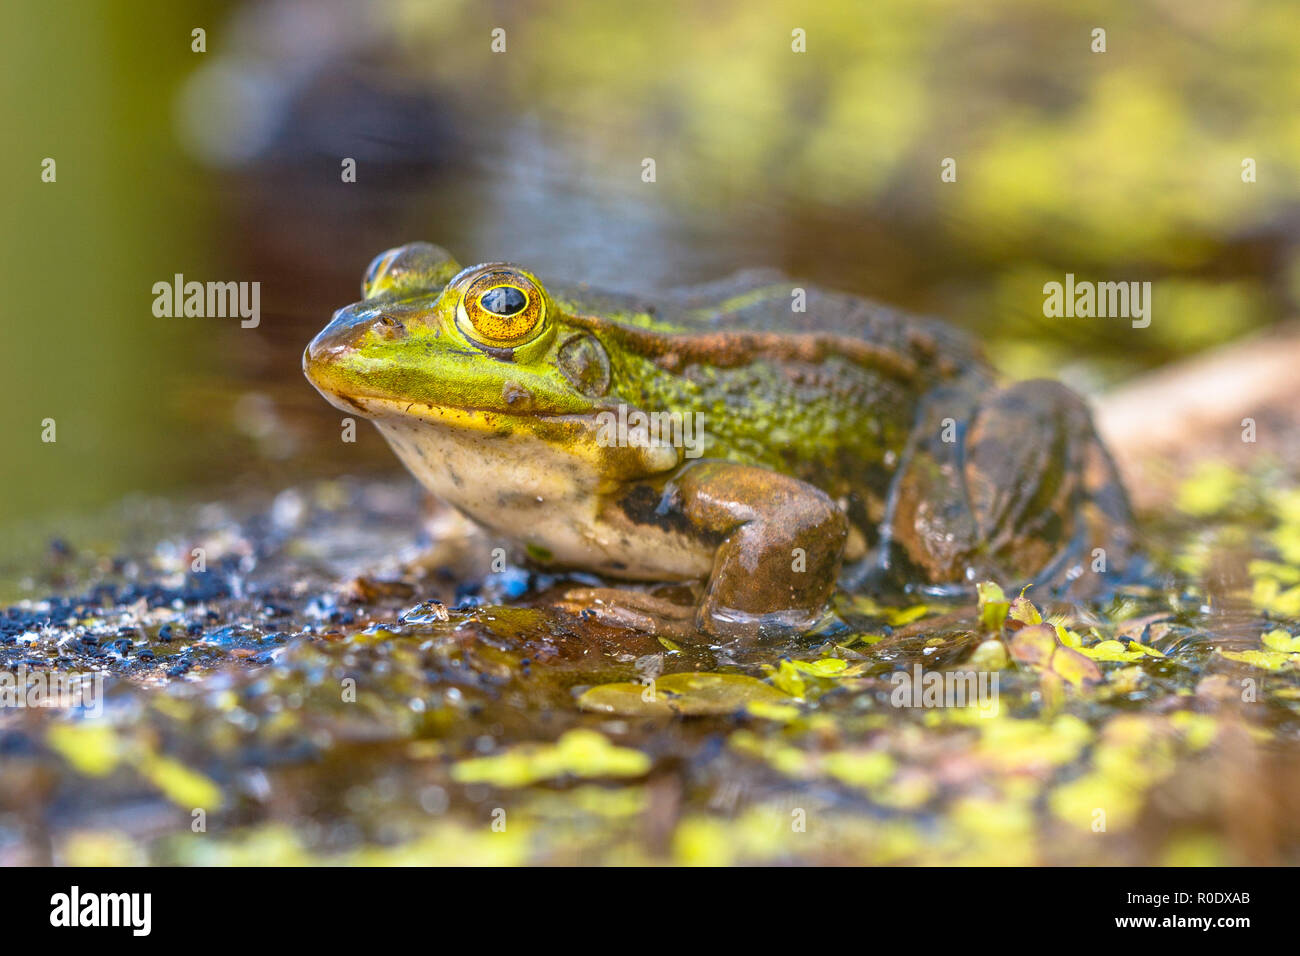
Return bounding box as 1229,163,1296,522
880,379,1135,595
655,460,849,637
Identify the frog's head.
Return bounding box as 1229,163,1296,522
305,242,611,418
304,242,677,482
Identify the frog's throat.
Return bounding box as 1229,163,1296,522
372,415,714,581
346,393,682,483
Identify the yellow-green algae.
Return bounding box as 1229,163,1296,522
9,463,1300,866
450,730,651,787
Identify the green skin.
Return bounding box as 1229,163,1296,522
304,242,1135,637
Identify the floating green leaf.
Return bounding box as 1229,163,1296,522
1008,623,1101,686
1262,629,1300,653
1176,461,1244,517
790,657,851,678
451,729,651,786
578,672,794,717
765,660,807,699
46,723,122,777
1218,648,1298,671
1078,639,1150,663
136,753,223,810
1008,588,1042,627
976,581,1010,632
968,638,1010,670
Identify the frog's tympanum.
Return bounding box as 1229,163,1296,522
305,243,1135,637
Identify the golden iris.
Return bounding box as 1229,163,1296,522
457,269,546,346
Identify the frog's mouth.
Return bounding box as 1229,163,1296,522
303,339,684,480
321,388,590,437
302,331,599,429
305,357,682,483
304,354,594,436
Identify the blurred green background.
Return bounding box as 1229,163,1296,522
3,0,1299,531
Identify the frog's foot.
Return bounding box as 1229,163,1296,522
881,379,1136,597
557,586,697,638
663,460,849,639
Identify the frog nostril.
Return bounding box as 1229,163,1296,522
374,314,408,340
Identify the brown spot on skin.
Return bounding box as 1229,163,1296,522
617,483,711,541
906,329,939,358
477,343,516,362
502,381,534,409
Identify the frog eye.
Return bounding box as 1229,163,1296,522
456,268,547,347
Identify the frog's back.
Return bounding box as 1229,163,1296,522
655,269,984,369
552,270,992,534
554,269,984,368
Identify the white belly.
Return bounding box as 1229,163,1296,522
374,417,713,581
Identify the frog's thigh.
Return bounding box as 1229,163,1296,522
887,379,1133,589
671,461,848,635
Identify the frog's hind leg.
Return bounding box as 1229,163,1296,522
879,379,1136,597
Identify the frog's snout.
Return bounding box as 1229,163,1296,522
310,303,405,359
304,306,360,388
303,302,406,408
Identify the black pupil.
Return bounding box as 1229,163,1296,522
480,286,527,316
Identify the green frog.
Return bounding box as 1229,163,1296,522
304,242,1135,637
